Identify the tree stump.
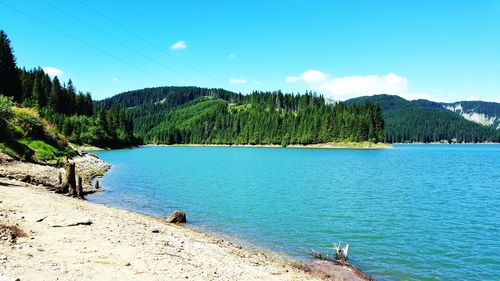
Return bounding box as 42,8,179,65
77,176,84,199
59,160,76,195
165,210,187,223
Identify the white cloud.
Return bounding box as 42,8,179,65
229,53,236,59
42,66,63,78
229,78,247,84
170,40,187,50
112,77,119,83
286,69,442,101
286,69,327,84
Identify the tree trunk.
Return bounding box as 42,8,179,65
65,161,76,196
77,176,84,199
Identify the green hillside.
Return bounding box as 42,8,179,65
102,87,386,145
0,96,74,164
0,29,137,157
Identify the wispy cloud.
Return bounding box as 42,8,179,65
286,69,442,101
42,66,63,78
229,77,247,84
229,53,236,59
170,40,187,50
112,77,119,83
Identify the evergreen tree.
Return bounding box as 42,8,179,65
0,30,22,102
31,76,42,107
49,76,63,111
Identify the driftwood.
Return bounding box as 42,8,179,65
35,216,47,222
334,241,349,261
51,219,92,228
311,251,374,281
310,244,374,281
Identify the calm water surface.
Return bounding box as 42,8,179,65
88,145,500,280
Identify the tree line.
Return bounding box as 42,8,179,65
118,89,386,145
384,107,500,143
348,94,500,143
0,30,136,147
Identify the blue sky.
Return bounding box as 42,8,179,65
1,0,499,102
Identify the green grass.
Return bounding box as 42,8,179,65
0,142,21,159
18,139,69,165
229,103,252,112
0,103,76,165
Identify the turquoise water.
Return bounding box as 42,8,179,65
88,145,500,280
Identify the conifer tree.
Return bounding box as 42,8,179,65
0,30,22,102
49,76,63,111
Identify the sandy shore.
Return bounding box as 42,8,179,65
0,178,365,281
0,153,109,193
145,142,392,150
0,150,367,280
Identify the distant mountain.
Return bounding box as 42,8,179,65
409,99,500,129
101,88,500,144
442,101,500,129
347,95,500,143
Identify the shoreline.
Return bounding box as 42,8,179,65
143,142,392,150
0,178,367,281
0,153,369,280
0,152,110,194
393,141,500,145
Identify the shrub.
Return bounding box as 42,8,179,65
0,95,13,131
13,107,45,139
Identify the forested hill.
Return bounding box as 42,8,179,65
100,86,385,145
412,100,500,129
0,30,137,161
347,95,500,143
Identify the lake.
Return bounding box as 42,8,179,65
87,145,500,280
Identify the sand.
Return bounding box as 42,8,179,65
0,177,365,281
0,153,109,193
145,142,392,150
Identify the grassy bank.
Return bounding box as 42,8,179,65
0,97,75,165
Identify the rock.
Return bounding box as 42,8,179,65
165,211,187,223
21,174,31,183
